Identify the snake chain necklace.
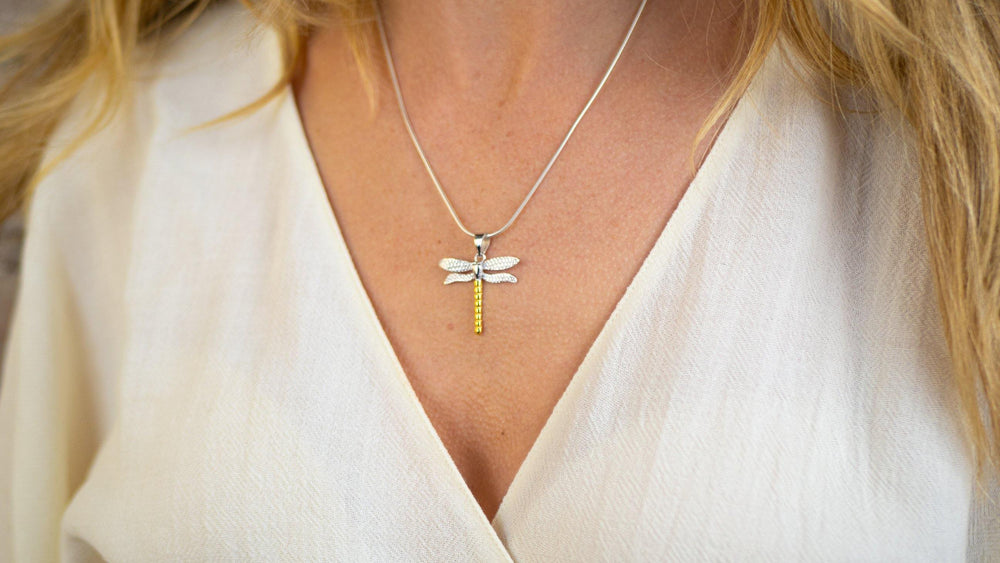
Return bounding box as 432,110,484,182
375,0,649,334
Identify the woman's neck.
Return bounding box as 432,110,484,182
372,0,748,119
377,0,645,99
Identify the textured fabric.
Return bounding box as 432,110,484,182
1,1,998,561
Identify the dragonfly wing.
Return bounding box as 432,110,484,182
443,272,476,284
482,256,519,271
440,258,474,272
482,272,517,284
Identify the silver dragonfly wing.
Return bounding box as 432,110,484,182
439,258,474,273
481,272,517,284
443,272,476,284
482,256,519,271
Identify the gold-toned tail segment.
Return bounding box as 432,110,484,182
474,278,483,334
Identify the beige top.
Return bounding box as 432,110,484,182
0,1,997,560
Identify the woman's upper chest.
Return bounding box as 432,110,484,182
56,9,979,557
288,17,746,523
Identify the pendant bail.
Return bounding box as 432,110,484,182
474,233,490,259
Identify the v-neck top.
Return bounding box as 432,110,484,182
1,1,998,561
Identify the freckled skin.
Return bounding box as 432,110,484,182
294,0,748,522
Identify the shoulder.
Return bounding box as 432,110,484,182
131,0,284,130
33,0,278,194
20,0,285,336
760,38,922,247
768,39,919,182
27,0,281,244
747,37,949,368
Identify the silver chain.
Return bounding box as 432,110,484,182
375,0,649,239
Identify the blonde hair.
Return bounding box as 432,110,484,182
1,0,999,480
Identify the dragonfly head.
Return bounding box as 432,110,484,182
472,233,490,280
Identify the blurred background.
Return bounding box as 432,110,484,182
0,0,48,367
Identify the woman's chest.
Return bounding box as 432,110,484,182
288,36,747,525
62,179,973,559
301,120,700,525
58,52,976,556
63,302,974,561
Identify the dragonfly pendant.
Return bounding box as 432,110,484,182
439,234,518,335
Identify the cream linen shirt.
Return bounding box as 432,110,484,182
0,1,998,561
